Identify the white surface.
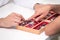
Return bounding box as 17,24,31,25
0,28,48,40
0,3,34,19
0,3,48,40
14,0,60,9
0,0,9,6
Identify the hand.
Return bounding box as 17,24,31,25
29,3,53,21
0,12,25,28
45,16,60,36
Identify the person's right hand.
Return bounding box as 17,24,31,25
45,16,60,36
29,3,53,21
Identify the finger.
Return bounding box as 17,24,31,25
7,12,18,17
35,13,47,21
9,17,22,24
35,12,48,21
44,20,51,23
14,18,23,23
20,16,25,21
13,13,25,21
6,13,20,19
35,15,44,21
33,3,43,10
28,12,42,20
11,13,25,21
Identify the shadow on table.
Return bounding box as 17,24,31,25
46,33,60,40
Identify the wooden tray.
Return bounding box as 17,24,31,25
16,11,59,34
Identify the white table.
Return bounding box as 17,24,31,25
0,3,48,40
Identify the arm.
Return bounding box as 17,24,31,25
45,16,60,36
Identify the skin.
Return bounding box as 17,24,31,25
45,16,60,36
0,12,25,27
29,3,53,21
29,3,60,36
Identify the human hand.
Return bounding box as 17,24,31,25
29,3,53,21
0,12,25,28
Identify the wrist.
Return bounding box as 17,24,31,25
0,18,5,27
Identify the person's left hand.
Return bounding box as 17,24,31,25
0,12,25,28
